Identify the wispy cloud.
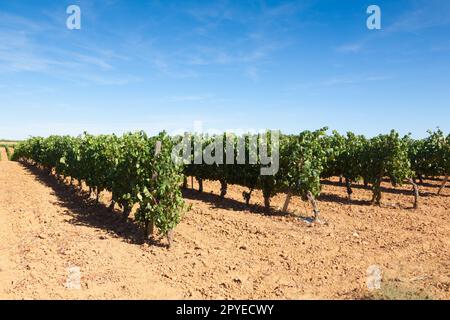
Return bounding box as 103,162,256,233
244,66,260,81
165,94,214,102
0,12,137,85
71,53,113,70
170,1,301,79
183,40,282,66
287,74,394,92
321,74,393,87
386,1,450,33
64,73,142,86
0,11,49,32
336,0,450,55
335,43,364,53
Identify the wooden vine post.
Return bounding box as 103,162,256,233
219,180,227,198
243,188,253,205
307,191,320,222
438,175,449,195
345,178,353,203
282,191,292,213
408,178,419,209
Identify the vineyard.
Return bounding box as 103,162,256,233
11,128,450,245
0,128,449,299
0,144,15,161
2,0,450,302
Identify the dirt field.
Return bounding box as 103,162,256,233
0,147,7,161
0,161,449,300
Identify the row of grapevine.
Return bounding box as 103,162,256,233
0,144,14,160
12,132,186,245
182,129,328,220
12,128,448,232
322,130,418,207
184,129,449,213
406,130,450,194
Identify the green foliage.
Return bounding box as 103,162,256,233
407,129,449,179
184,129,328,206
322,131,367,184
363,131,413,185
13,132,186,238
183,128,445,208
278,128,329,200
12,127,448,224
361,131,413,204
135,132,185,235
184,132,263,202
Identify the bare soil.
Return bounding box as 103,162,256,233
0,161,449,299
0,147,7,161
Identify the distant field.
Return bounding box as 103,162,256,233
0,140,20,146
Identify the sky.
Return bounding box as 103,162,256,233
0,0,449,140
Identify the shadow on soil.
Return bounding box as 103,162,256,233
317,192,372,206
182,188,290,217
182,188,321,223
20,162,152,245
20,161,447,242
321,179,448,198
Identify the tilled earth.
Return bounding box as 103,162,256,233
0,160,449,299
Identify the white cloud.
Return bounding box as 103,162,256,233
336,43,364,53
244,67,259,81
166,94,214,102
0,12,139,85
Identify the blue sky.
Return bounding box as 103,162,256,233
0,0,449,139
